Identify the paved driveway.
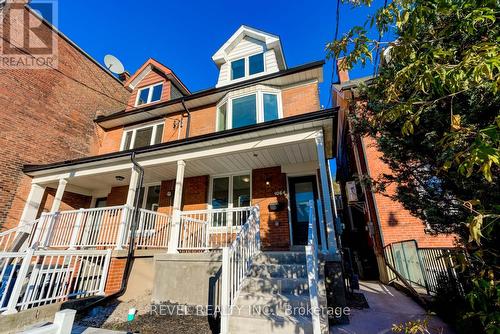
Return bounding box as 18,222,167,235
333,281,454,334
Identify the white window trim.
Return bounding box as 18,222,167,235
208,172,252,229
140,182,161,211
135,82,164,107
229,51,266,83
215,85,282,131
120,120,165,151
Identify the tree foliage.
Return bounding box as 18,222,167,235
327,0,499,332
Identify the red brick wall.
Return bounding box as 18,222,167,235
39,188,92,213
107,186,129,206
362,136,456,248
282,82,320,117
104,257,126,295
252,166,290,250
157,176,209,213
0,6,129,230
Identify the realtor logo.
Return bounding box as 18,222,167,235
0,0,58,69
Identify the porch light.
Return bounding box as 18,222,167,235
115,175,125,181
265,176,271,186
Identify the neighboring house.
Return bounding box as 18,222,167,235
333,64,456,283
1,26,339,333
0,3,130,231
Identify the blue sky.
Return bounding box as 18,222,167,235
42,0,387,108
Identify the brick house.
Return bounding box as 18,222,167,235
1,26,339,332
333,66,456,282
0,3,130,231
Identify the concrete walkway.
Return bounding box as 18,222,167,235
333,281,454,334
71,325,126,334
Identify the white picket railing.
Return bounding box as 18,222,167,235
0,221,37,252
178,207,253,251
220,206,260,334
0,248,112,314
306,200,321,333
133,209,172,248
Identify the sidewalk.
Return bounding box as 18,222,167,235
333,281,454,334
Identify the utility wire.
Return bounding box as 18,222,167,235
327,0,342,108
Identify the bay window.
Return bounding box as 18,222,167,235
121,122,164,150
216,88,282,131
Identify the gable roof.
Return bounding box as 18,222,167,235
124,58,190,95
212,25,287,70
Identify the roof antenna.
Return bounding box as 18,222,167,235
104,54,125,74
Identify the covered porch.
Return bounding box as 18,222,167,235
12,112,339,255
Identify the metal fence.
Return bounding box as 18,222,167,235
384,239,462,295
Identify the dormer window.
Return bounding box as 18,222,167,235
230,53,265,81
136,83,163,106
216,86,282,131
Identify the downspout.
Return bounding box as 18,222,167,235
79,152,144,310
181,99,191,139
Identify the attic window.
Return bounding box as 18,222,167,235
136,83,163,106
230,53,265,81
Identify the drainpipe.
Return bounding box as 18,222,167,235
80,152,144,311
181,99,191,139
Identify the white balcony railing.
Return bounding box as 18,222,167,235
178,206,254,251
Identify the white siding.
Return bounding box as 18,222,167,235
216,36,280,87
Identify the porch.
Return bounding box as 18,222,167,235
15,115,339,255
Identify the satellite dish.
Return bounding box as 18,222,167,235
104,54,125,74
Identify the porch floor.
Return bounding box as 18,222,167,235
333,281,454,334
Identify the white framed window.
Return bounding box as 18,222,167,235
120,121,164,151
209,173,252,227
135,82,163,106
216,86,282,131
230,52,265,81
137,183,161,211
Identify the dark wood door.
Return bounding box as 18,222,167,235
289,176,319,245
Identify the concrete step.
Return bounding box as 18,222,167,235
241,277,309,295
229,313,313,334
253,251,306,265
236,291,311,309
248,263,308,279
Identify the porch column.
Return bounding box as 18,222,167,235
19,183,46,229
50,178,68,213
315,131,339,257
167,160,185,254
115,166,141,250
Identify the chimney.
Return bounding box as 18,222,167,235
118,71,131,82
336,58,350,83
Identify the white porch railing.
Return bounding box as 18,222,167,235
178,206,253,251
8,206,173,250
220,206,260,334
306,200,321,333
0,248,112,314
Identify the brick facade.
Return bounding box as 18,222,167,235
252,166,290,250
104,257,127,295
0,6,129,230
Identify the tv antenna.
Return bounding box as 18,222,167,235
104,54,125,74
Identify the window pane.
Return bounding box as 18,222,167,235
263,93,279,122
137,88,149,105
232,94,256,128
154,124,164,144
212,178,229,209
231,59,245,80
123,131,133,150
217,103,227,131
133,127,153,148
233,175,251,207
249,53,264,75
145,185,161,211
151,84,163,102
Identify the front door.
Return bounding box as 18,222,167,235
289,176,319,245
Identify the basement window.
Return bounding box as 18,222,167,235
136,83,163,106
121,122,164,150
